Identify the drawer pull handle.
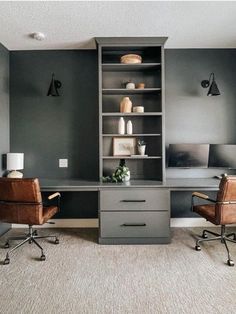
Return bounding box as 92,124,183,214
121,223,146,227
121,200,146,203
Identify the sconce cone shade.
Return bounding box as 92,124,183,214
207,80,221,96
47,73,62,97
201,73,220,96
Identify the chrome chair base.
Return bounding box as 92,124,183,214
3,225,59,265
195,225,236,266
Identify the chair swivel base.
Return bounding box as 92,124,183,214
3,225,59,265
195,225,236,266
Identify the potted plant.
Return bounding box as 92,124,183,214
137,139,146,155
103,159,130,183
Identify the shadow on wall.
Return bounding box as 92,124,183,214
1,154,7,176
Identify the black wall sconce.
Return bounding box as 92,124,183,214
47,73,62,96
201,73,220,96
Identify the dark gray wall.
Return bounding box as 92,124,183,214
10,50,99,180
10,49,236,218
165,49,236,216
0,43,10,234
165,49,236,179
0,43,9,175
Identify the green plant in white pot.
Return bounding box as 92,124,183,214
103,159,130,183
137,139,146,155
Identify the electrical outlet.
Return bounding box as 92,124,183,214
59,159,68,168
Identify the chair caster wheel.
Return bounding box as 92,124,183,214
33,231,38,236
202,233,208,239
40,254,46,261
227,259,234,267
29,240,32,244
195,245,201,251
4,242,10,249
55,238,59,245
3,258,10,265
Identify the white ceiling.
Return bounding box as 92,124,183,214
1,1,236,50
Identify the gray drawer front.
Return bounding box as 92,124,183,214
100,211,170,238
100,189,169,211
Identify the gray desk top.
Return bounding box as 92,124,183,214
39,178,220,191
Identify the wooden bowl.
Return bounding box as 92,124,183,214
120,54,142,64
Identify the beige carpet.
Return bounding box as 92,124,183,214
1,227,236,314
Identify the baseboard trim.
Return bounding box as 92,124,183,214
12,219,99,229
170,218,214,228
11,218,224,229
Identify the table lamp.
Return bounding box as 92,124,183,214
7,153,24,178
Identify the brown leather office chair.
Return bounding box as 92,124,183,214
0,178,61,265
192,175,236,266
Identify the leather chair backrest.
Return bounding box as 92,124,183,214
0,178,42,203
216,176,236,225
0,178,43,225
217,176,236,202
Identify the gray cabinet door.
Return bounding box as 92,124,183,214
100,211,170,238
100,188,169,211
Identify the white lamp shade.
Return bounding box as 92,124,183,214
7,153,24,170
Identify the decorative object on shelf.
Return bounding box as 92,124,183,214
47,73,62,97
131,154,148,158
113,137,136,156
102,159,130,183
120,97,132,113
137,139,146,155
120,54,142,64
7,153,24,178
133,106,144,113
118,117,125,134
127,120,133,135
97,37,166,183
201,73,220,96
125,81,135,90
137,82,145,89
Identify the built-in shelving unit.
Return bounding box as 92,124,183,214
102,112,162,116
102,88,161,95
96,37,169,245
102,134,161,137
96,37,167,181
102,63,161,71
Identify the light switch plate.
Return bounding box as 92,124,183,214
59,159,68,168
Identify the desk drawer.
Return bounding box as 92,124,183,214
100,188,169,211
100,211,170,238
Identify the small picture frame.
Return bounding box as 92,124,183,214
113,137,136,156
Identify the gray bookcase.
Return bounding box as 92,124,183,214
96,37,167,181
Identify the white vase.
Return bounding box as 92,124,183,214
126,82,135,90
118,117,125,134
122,170,130,182
127,120,133,135
138,145,146,155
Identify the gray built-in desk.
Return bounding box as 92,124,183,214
40,178,220,244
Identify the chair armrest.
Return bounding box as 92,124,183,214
191,191,216,211
47,192,61,212
192,192,210,200
48,192,61,200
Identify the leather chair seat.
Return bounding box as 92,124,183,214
42,206,58,224
194,204,217,225
0,178,60,264
192,176,236,266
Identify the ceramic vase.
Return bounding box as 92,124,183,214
118,117,125,134
120,97,132,113
123,170,130,182
127,120,133,135
138,145,146,155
